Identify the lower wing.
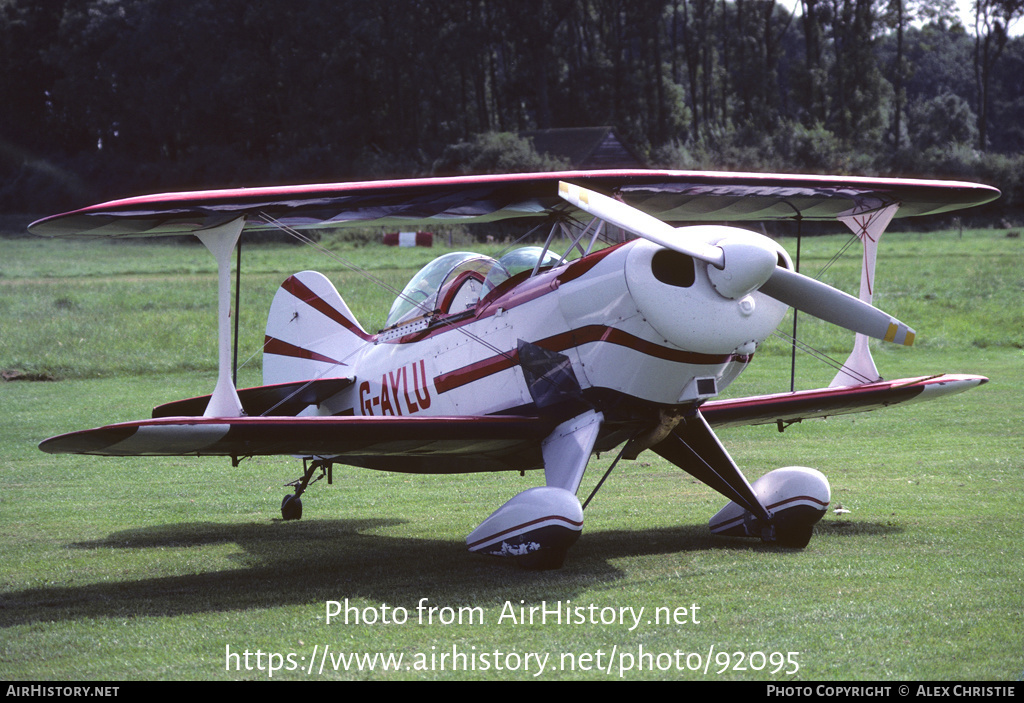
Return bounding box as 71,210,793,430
701,374,987,429
38,374,985,471
38,414,557,474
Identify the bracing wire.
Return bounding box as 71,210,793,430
813,232,861,280
771,329,876,386
787,229,874,387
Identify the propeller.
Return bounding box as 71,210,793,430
558,181,915,346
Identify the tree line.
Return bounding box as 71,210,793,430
1,0,1022,221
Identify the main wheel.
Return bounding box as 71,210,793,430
773,523,813,549
281,494,303,521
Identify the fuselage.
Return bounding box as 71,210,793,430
308,238,791,430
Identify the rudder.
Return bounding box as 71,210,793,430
264,271,370,386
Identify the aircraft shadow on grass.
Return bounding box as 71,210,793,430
0,517,901,628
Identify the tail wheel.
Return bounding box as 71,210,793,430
280,459,332,521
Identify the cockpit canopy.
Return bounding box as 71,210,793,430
384,246,561,329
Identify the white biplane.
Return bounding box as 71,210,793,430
31,170,997,568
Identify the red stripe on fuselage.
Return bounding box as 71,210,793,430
433,325,750,394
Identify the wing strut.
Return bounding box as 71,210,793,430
233,235,242,386
830,203,900,387
790,216,802,392
195,218,246,417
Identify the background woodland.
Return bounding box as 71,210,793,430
2,0,1022,223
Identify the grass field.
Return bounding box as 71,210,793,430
1,226,1022,680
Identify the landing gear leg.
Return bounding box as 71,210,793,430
466,411,602,569
281,458,332,521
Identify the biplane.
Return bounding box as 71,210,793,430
31,170,997,569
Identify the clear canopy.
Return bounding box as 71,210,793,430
384,246,563,329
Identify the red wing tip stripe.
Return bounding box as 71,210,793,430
466,515,584,550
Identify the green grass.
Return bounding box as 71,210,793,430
1,229,1022,680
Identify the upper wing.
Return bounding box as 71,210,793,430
29,170,1000,238
38,414,558,474
701,374,987,429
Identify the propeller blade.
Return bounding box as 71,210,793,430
762,267,915,346
559,181,725,267
558,180,917,346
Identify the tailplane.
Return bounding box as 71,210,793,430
264,271,370,385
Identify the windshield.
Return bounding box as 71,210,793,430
385,252,503,328
383,246,567,329
482,246,562,293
